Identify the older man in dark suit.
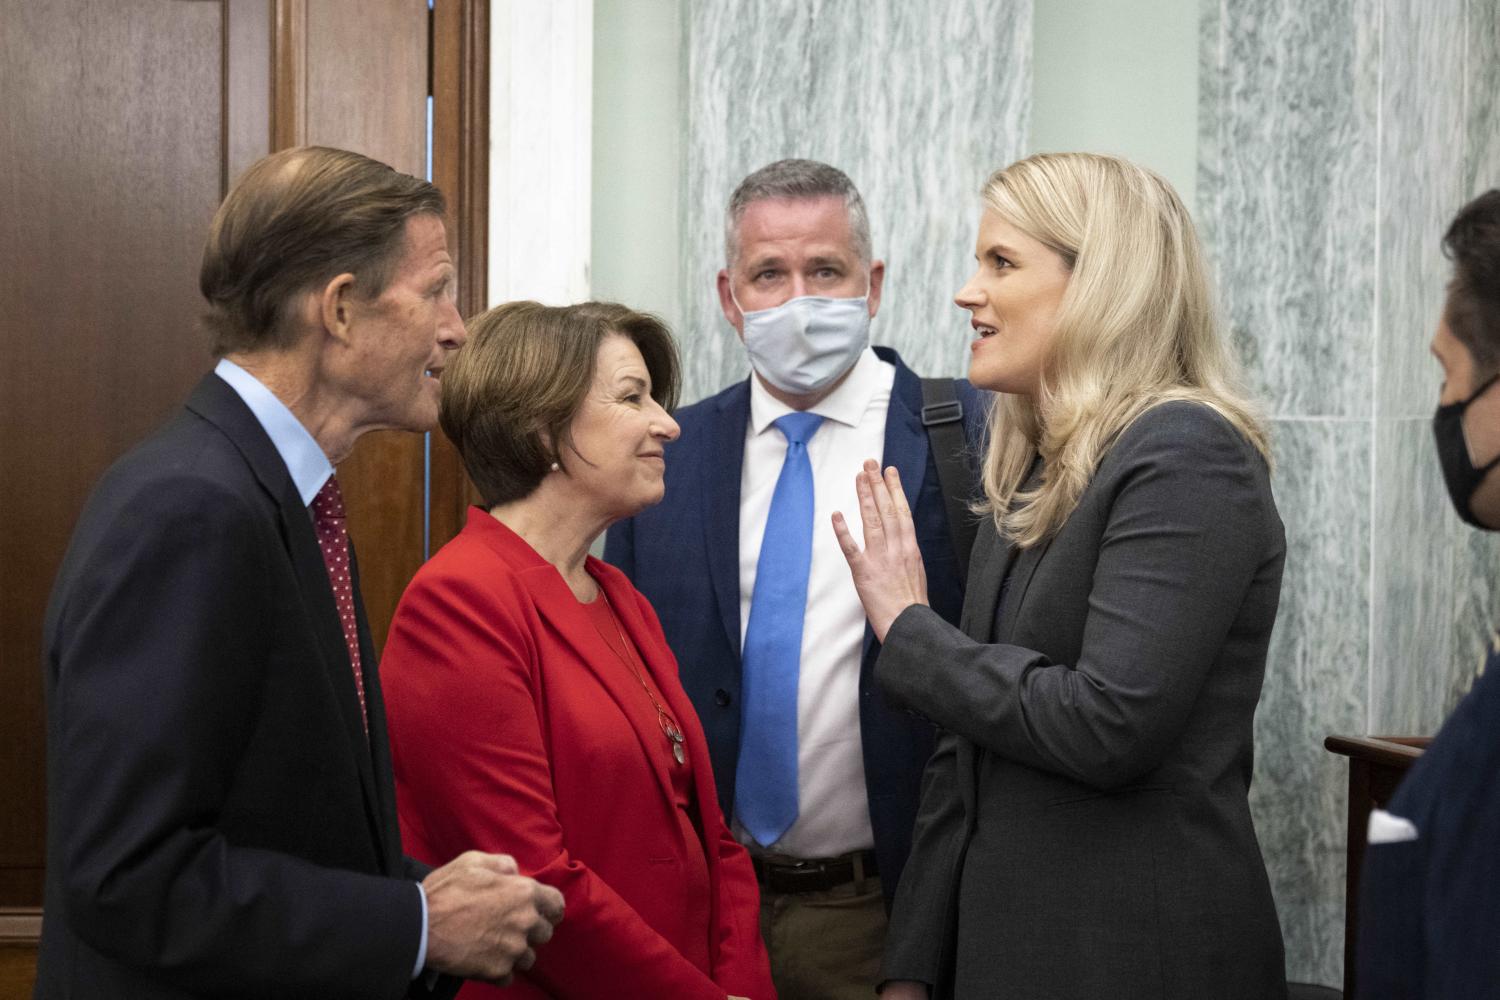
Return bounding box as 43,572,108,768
35,146,563,999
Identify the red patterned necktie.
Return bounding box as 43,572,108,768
310,476,367,734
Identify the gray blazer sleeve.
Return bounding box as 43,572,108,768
877,403,1275,790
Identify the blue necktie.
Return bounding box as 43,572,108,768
736,411,824,847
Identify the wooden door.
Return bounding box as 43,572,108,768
1,0,252,932
0,1,487,991
279,0,437,646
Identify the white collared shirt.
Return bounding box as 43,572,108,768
213,359,333,505
735,347,895,858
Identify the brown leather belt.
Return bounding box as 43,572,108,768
751,849,879,895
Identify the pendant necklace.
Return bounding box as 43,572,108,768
596,590,687,765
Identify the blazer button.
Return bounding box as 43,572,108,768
714,689,732,707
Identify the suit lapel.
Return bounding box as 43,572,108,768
528,566,679,814
954,524,1010,816
702,382,749,658
350,545,401,871
857,352,932,662
882,353,933,512
187,374,389,863
958,523,1009,641
999,456,1051,643
954,456,1048,814
1000,537,1052,644
278,488,388,855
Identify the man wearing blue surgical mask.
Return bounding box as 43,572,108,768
1357,188,1500,999
606,159,984,999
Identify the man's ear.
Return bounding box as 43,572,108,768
317,272,359,346
716,269,745,340
867,259,887,319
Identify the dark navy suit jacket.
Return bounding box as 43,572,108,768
35,374,448,1000
604,346,985,903
1357,633,1500,999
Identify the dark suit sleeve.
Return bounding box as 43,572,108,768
878,407,1272,790
879,731,965,988
49,475,422,999
602,515,635,577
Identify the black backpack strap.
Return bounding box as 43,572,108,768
920,377,979,580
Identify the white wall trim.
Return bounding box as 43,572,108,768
489,0,593,306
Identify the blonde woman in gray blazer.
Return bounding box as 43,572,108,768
833,153,1287,1000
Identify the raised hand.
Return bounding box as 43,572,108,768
832,459,929,642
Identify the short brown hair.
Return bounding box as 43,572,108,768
200,146,447,355
1443,189,1500,381
440,300,681,507
725,158,871,267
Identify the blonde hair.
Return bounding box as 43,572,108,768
977,152,1269,548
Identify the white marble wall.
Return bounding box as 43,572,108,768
1200,0,1500,985
678,0,1033,404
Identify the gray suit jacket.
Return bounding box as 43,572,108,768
877,400,1288,1000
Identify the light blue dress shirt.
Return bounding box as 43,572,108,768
213,359,431,979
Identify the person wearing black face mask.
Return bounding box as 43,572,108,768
1357,188,1500,1000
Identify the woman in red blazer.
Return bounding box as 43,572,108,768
382,301,774,1000
381,299,768,1000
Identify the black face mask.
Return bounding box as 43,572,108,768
1433,373,1500,529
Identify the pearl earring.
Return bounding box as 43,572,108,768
550,461,560,472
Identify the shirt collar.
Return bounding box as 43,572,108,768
749,347,884,436
214,358,334,507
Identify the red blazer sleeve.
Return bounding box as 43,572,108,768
382,561,735,999
708,802,775,997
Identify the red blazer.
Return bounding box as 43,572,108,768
382,509,774,999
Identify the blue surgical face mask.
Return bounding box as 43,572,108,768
732,287,871,395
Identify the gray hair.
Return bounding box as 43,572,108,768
723,159,872,267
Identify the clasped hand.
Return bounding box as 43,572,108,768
422,850,565,986
832,459,930,642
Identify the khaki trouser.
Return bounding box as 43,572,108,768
758,874,887,1000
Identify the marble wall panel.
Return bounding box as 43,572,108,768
679,0,1031,405
1376,0,1468,419
1368,418,1465,733
1466,0,1500,197
1252,417,1370,987
1453,525,1500,702
1200,0,1500,979
1197,0,1379,419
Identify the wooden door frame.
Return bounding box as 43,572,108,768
1,0,490,965
429,0,489,546
268,0,485,555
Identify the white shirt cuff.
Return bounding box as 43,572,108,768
413,881,430,978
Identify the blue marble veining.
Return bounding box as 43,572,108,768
1254,418,1370,989
678,0,1032,405
1198,0,1379,420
